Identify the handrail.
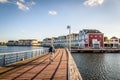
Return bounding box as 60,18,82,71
0,48,49,66
66,48,82,80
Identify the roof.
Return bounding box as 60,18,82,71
83,29,101,34
110,36,118,39
71,33,79,36
18,39,38,42
43,38,52,41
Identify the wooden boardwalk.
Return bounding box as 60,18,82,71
0,49,68,80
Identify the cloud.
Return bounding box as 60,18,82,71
0,0,36,11
0,0,8,3
84,0,104,6
48,10,57,15
19,0,25,3
16,1,29,10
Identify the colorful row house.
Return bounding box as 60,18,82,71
79,29,104,48
42,29,104,48
42,38,52,47
7,39,41,46
104,36,120,48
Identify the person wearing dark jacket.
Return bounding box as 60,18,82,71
49,45,55,64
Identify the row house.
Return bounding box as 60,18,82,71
42,38,52,47
42,33,79,48
70,33,79,48
52,37,58,47
7,40,16,46
104,36,120,48
7,39,40,46
18,39,39,46
110,37,119,48
79,29,104,48
53,36,67,48
58,36,67,47
42,29,104,48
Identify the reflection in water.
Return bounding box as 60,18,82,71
72,53,120,80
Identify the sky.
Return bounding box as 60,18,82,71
0,0,120,42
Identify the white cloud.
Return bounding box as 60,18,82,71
16,1,29,10
0,0,35,11
0,0,8,3
84,0,104,6
48,10,57,15
19,0,25,3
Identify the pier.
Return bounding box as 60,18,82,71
0,48,82,80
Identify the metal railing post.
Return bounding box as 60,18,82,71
3,54,5,66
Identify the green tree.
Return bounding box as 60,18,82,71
104,36,109,42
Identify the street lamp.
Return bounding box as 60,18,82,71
67,25,71,53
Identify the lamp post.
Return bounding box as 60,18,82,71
67,25,71,53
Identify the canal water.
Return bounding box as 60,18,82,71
72,53,120,80
0,46,43,53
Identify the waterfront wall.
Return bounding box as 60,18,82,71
66,49,82,80
71,48,120,53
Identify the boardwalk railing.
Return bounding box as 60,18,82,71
0,48,49,67
66,48,82,80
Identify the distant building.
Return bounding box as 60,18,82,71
18,39,40,46
7,39,40,46
70,33,79,48
42,29,108,48
79,29,104,48
52,37,58,47
7,40,16,46
109,36,119,48
42,29,104,48
42,38,52,47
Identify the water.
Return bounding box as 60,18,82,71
72,53,120,80
0,46,43,53
0,46,47,66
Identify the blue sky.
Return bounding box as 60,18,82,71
0,0,120,42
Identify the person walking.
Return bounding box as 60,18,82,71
49,45,55,64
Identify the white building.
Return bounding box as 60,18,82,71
7,39,40,46
70,33,79,48
42,33,79,48
109,36,119,48
42,38,52,47
7,40,16,46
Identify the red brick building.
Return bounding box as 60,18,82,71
79,29,104,48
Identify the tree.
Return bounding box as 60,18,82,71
104,36,109,42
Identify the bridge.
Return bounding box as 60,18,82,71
0,48,82,80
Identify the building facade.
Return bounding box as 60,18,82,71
109,36,119,48
42,29,114,49
42,38,52,47
7,39,40,46
79,29,104,48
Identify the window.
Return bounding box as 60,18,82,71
91,35,93,37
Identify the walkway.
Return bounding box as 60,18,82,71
0,49,68,80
